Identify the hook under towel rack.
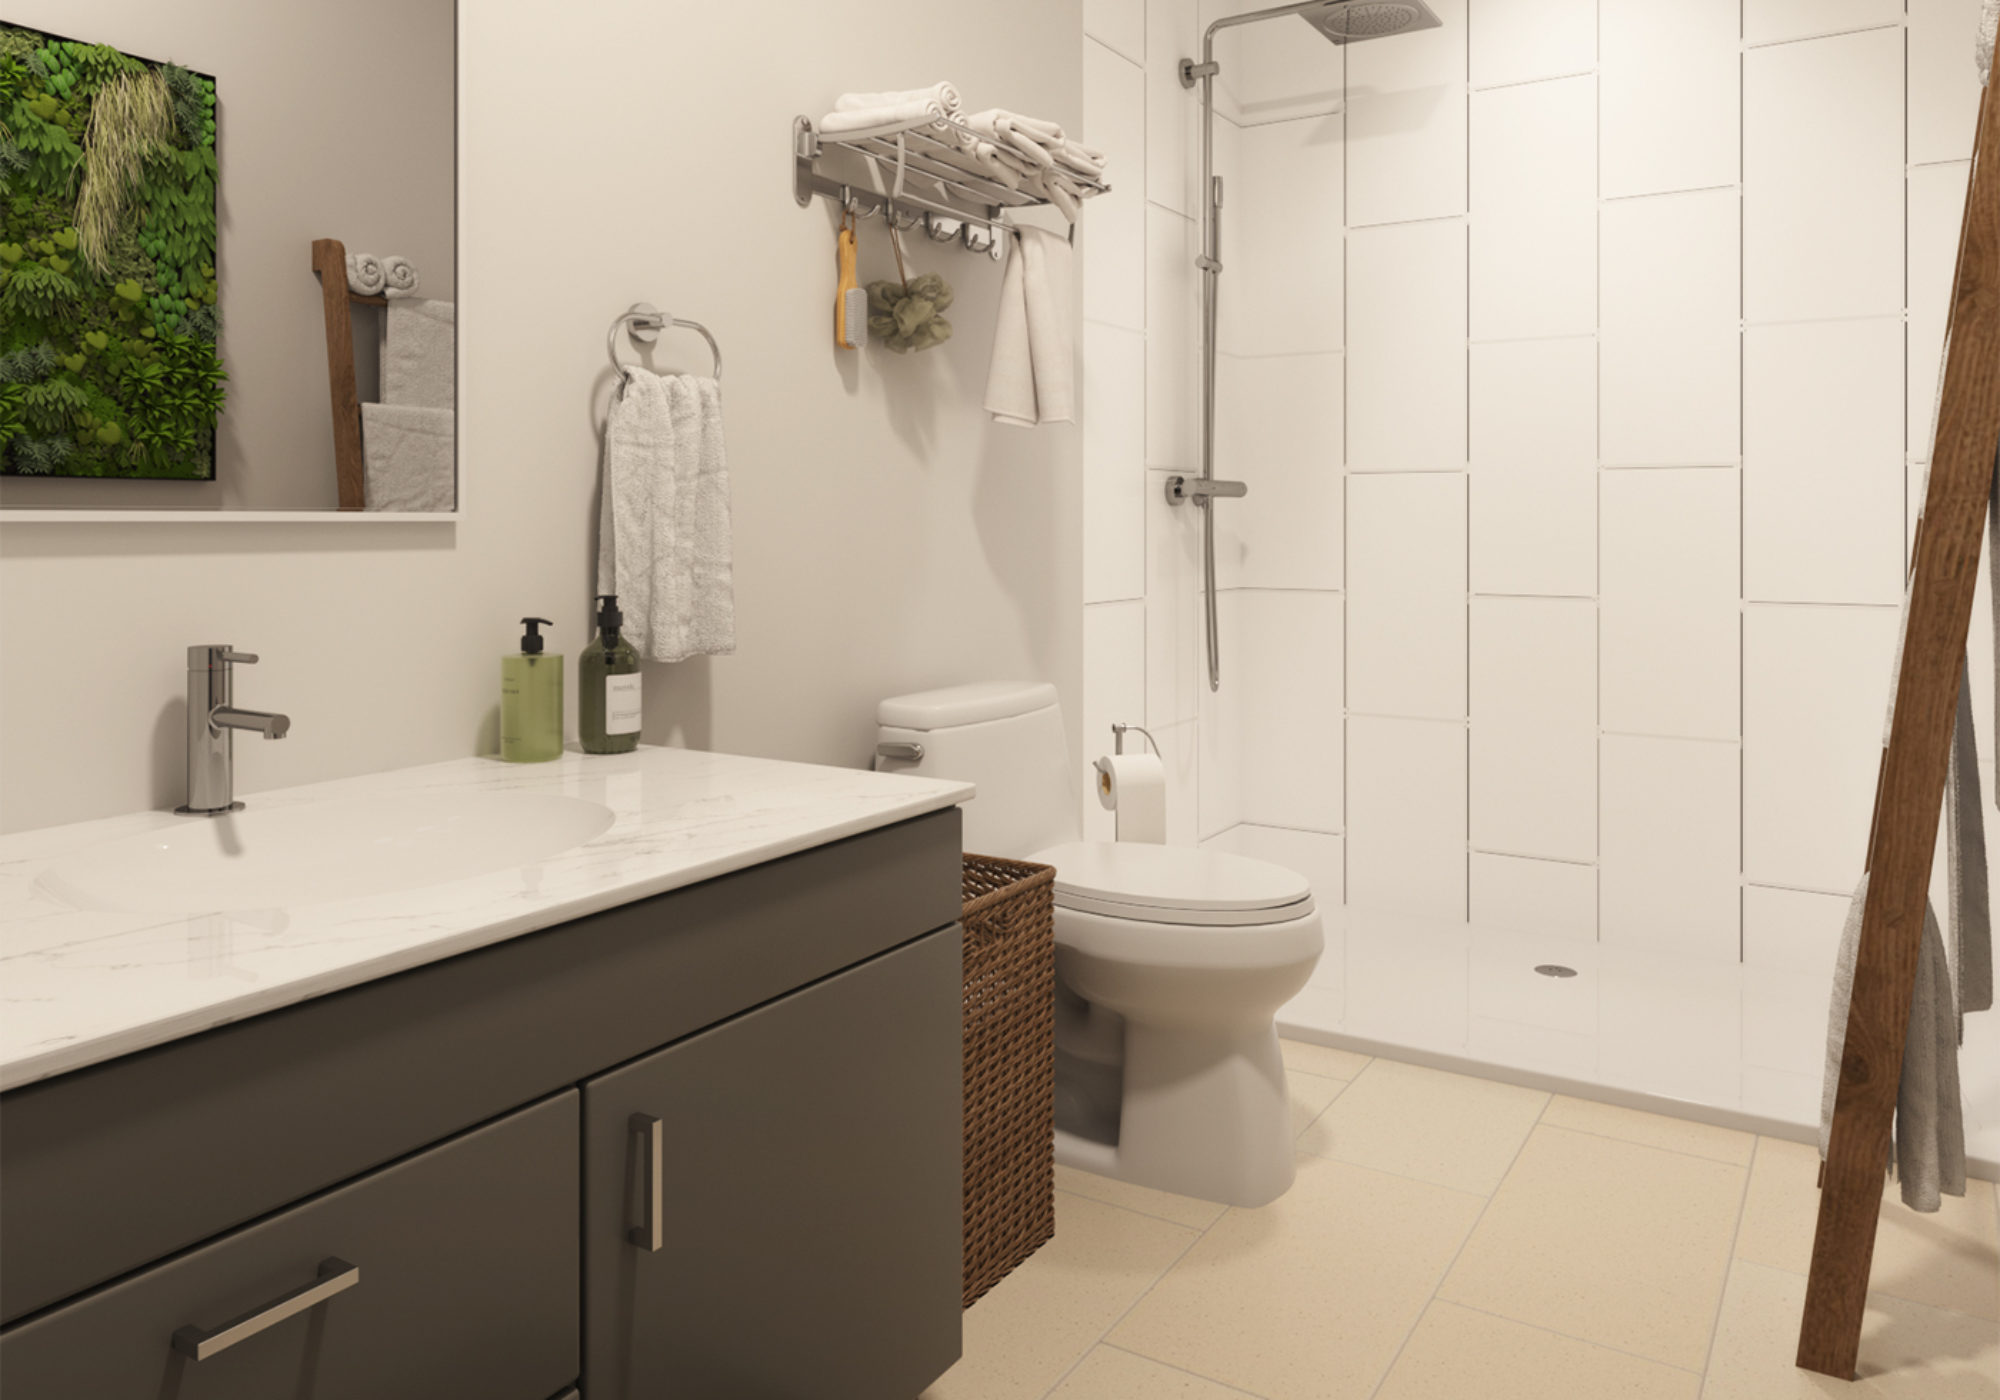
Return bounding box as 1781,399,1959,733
608,303,722,393
793,116,1107,260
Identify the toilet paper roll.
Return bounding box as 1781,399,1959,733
1093,753,1167,845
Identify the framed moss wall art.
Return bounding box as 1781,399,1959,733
0,23,221,481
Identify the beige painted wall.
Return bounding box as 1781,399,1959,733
0,0,1083,833
0,0,457,511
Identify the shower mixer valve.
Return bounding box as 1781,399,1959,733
1164,476,1248,506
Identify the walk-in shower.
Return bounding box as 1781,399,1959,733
1168,0,1442,690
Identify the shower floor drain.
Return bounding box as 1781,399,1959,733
1534,964,1579,979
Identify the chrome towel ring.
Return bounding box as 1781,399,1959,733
608,302,723,393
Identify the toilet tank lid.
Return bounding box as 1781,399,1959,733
878,681,1058,731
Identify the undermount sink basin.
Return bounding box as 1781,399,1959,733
41,791,616,915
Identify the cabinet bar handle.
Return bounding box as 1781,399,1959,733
629,1113,664,1252
171,1258,360,1360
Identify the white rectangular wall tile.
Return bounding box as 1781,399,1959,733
1145,205,1199,469
1910,0,1988,164
1469,0,1595,88
1469,76,1596,341
1744,884,1850,975
1470,853,1598,941
1600,735,1742,959
1470,597,1596,861
1238,590,1344,832
1601,0,1740,199
1347,219,1468,471
1213,824,1346,907
1083,323,1148,603
1155,718,1203,848
1743,604,1899,893
1909,161,1973,461
1145,468,1204,725
1348,715,1467,917
1214,353,1344,591
1600,188,1741,466
1083,39,1148,333
1744,0,1901,45
1345,0,1467,226
1146,0,1200,216
1231,114,1344,357
1086,0,1147,65
1600,469,1741,740
1348,472,1468,719
1743,318,1905,606
1744,29,1905,324
1083,600,1148,842
1469,338,1596,597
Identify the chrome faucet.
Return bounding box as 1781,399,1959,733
177,646,291,816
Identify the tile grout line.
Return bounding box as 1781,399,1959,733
1360,1089,1554,1400
1099,1342,1274,1400
1433,1296,1708,1379
1694,1131,1762,1384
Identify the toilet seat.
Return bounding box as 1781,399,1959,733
1030,841,1314,928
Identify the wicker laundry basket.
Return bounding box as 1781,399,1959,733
959,852,1057,1308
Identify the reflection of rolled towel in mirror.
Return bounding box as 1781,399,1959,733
381,255,420,298
345,251,386,296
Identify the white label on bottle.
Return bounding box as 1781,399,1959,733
606,673,643,735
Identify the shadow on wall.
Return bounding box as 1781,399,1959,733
149,695,187,812
643,656,713,753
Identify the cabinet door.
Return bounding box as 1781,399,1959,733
584,929,963,1400
0,1092,579,1400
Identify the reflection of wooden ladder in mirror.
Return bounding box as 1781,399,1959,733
1796,81,2000,1381
308,237,383,511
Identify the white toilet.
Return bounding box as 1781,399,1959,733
877,681,1324,1207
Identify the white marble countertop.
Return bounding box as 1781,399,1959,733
0,747,972,1091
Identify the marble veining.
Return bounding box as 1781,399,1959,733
0,747,972,1090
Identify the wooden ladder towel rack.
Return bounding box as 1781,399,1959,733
1796,80,2000,1380
308,237,381,511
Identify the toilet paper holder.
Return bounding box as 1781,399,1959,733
1110,722,1161,758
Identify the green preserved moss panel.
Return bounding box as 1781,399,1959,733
0,25,223,480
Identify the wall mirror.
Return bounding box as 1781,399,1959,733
0,0,455,520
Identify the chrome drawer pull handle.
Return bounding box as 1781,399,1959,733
171,1258,360,1361
629,1113,664,1252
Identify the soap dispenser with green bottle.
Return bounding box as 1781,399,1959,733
581,594,642,754
501,617,564,763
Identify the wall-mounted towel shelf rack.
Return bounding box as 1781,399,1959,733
608,303,722,394
793,116,1107,261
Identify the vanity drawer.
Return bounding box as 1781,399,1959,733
0,1091,579,1400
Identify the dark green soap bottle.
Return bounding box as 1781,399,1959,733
580,594,642,754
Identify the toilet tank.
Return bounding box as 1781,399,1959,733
877,681,1079,858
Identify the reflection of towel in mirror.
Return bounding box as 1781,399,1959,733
1820,873,1966,1212
596,373,735,663
361,403,454,512
1979,0,1995,84
382,298,454,411
381,255,420,298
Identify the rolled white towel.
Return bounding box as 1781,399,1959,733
345,251,386,296
836,82,961,118
381,255,420,298
820,96,951,139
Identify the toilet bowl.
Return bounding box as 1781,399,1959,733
877,681,1325,1208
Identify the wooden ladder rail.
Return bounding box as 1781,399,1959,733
1796,80,2000,1380
308,237,386,511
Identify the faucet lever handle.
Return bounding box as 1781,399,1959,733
220,650,258,665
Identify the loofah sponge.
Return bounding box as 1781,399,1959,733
867,273,955,353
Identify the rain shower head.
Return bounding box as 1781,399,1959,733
1300,0,1442,43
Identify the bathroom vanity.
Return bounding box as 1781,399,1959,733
0,749,974,1400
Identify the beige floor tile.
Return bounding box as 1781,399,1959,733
1542,1094,1756,1166
1702,1260,2000,1399
1108,1153,1486,1400
1375,1301,1702,1400
1280,1037,1371,1081
1440,1124,1747,1371
1298,1058,1549,1195
1053,1163,1228,1232
1288,1068,1347,1138
1044,1346,1264,1399
923,1191,1199,1400
1735,1137,2000,1322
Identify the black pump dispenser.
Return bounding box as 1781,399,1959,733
594,595,623,645
519,617,552,655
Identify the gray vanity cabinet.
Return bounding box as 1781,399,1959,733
0,1090,580,1400
584,926,964,1400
